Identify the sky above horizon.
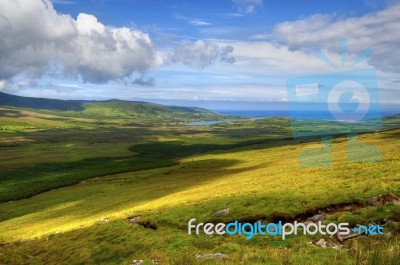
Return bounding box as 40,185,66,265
1,0,400,107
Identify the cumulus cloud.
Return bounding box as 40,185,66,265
61,13,164,83
0,0,161,84
171,40,235,69
233,0,263,14
274,3,400,73
0,0,233,85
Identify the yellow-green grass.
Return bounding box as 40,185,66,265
0,129,399,264
0,107,98,132
0,119,287,203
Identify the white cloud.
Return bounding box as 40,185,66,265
274,3,400,73
171,40,235,69
0,0,162,83
0,0,230,85
190,19,212,26
173,12,211,27
217,40,355,76
233,0,263,14
61,13,164,83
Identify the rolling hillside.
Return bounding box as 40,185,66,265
0,92,226,129
0,91,211,114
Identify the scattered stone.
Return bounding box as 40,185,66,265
337,233,345,242
311,214,325,222
337,232,360,242
128,216,141,225
152,259,161,264
331,244,344,250
131,260,143,265
212,209,230,217
343,205,352,211
367,193,400,206
99,218,109,223
368,196,381,206
385,232,392,239
302,221,314,226
315,239,327,248
314,239,344,250
55,231,61,235
196,253,229,261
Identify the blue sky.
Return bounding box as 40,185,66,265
1,0,400,109
51,0,390,46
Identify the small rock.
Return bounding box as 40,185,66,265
331,244,344,250
131,260,143,265
99,218,109,223
384,232,392,239
128,216,141,224
55,231,61,234
152,259,161,264
343,233,360,241
315,239,327,248
212,209,229,217
311,214,325,222
367,194,400,206
343,205,352,211
302,221,314,226
368,196,381,206
196,253,229,261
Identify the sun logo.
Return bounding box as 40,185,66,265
287,39,381,167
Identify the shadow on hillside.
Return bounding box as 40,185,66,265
0,158,256,222
0,109,25,118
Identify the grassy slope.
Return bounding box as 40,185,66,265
0,92,226,130
0,125,399,264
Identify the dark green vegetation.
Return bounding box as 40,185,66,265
0,94,399,264
0,91,84,111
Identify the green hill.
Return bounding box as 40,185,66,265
0,91,84,111
0,92,211,114
0,92,225,129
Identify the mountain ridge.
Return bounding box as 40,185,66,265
0,91,211,114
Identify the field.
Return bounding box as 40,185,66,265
0,102,399,265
